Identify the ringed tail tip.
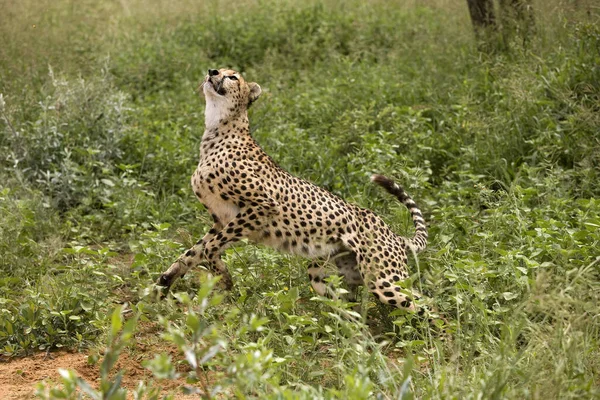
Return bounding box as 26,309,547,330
370,174,387,184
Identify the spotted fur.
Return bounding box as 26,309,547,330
159,68,430,312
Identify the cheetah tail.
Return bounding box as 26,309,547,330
370,174,428,253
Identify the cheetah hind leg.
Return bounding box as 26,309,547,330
334,251,363,303
333,249,441,328
339,236,423,312
339,239,448,335
307,261,331,298
307,251,362,302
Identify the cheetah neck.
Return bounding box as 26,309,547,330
204,100,224,131
202,113,249,139
204,97,249,132
201,104,251,157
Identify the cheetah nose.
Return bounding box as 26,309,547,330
208,69,219,77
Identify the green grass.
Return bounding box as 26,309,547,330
1,0,599,398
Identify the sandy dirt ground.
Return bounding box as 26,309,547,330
0,349,197,399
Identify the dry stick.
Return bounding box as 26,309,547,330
0,95,18,139
0,96,23,155
197,365,212,400
1,109,17,137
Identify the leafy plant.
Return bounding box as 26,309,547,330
0,0,598,398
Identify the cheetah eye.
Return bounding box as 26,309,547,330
228,75,238,81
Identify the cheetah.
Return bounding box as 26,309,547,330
158,68,430,312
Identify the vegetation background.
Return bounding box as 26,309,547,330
0,0,598,398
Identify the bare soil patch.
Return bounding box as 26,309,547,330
0,346,195,399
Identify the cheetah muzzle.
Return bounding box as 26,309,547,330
159,68,433,315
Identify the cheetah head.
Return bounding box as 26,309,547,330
201,69,262,113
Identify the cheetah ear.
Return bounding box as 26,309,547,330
247,82,262,106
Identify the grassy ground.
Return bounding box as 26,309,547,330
1,0,599,398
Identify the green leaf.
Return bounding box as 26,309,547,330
122,314,139,339
101,178,115,187
398,375,413,400
77,377,101,400
5,321,13,335
186,313,201,333
105,372,123,399
199,344,222,365
110,306,123,339
502,292,518,300
184,348,198,369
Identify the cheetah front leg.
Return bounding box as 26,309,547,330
161,167,278,292
158,215,225,291
201,200,278,286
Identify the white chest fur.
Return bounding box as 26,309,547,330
204,96,227,132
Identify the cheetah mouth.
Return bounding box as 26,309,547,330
205,77,227,96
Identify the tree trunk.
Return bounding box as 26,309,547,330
466,0,536,49
466,0,497,34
